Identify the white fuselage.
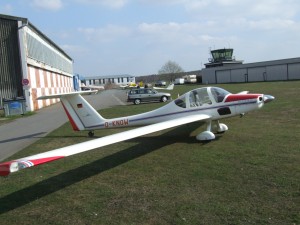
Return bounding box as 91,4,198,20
83,87,264,130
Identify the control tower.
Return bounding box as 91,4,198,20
205,48,243,68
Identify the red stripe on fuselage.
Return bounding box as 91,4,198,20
61,102,80,131
225,94,261,103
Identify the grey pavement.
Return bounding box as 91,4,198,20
0,89,128,161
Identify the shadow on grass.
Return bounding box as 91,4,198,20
0,123,211,214
0,132,47,144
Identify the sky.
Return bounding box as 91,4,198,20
1,0,300,77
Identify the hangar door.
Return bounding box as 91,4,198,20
266,65,287,81
216,70,231,83
231,68,247,83
248,67,266,82
288,63,300,80
0,18,23,101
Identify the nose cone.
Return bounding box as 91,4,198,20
263,95,275,103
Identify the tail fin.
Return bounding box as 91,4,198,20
153,83,174,90
37,91,106,131
166,83,174,90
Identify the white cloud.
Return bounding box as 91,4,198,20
76,0,128,9
31,0,63,11
61,44,89,55
78,25,131,42
137,22,229,44
248,19,296,30
0,4,13,14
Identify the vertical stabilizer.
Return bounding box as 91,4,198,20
38,91,106,131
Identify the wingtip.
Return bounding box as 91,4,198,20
0,161,14,176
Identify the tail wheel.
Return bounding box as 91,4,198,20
88,131,94,137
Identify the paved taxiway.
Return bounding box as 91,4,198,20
0,89,127,161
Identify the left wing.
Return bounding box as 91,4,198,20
0,114,210,176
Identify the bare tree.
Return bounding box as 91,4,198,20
158,60,184,74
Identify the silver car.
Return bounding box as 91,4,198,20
127,88,171,105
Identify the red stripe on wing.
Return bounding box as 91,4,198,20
0,156,65,176
29,156,65,166
0,161,13,176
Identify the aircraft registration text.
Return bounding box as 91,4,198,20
105,119,129,128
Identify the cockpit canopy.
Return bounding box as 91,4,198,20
175,87,231,108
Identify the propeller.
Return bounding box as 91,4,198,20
263,95,275,103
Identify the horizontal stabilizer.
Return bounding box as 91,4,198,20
37,90,98,100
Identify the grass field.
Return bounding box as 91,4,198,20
1,81,299,225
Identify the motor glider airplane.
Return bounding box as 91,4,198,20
0,87,274,176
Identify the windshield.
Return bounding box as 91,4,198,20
189,88,212,107
210,87,231,103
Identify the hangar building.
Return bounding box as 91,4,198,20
0,14,74,112
84,74,135,86
202,48,300,84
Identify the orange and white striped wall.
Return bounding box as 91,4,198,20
26,64,73,111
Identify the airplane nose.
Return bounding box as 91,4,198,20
263,95,275,103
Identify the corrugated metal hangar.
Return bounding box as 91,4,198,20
0,14,74,112
202,49,300,84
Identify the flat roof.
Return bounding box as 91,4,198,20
84,74,135,79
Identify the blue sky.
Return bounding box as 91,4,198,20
1,0,300,77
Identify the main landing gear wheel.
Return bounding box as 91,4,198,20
196,120,229,142
196,120,215,142
215,121,228,134
88,131,94,137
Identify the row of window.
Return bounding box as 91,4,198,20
26,33,73,74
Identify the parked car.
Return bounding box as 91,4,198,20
155,80,167,87
127,88,171,105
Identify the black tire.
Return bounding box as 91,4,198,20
161,96,168,102
88,131,94,137
134,99,141,105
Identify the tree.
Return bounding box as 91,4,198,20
158,60,184,74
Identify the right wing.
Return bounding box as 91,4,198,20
0,114,210,176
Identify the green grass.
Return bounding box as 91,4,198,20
1,81,299,225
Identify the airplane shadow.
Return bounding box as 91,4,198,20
0,132,47,144
0,122,211,214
